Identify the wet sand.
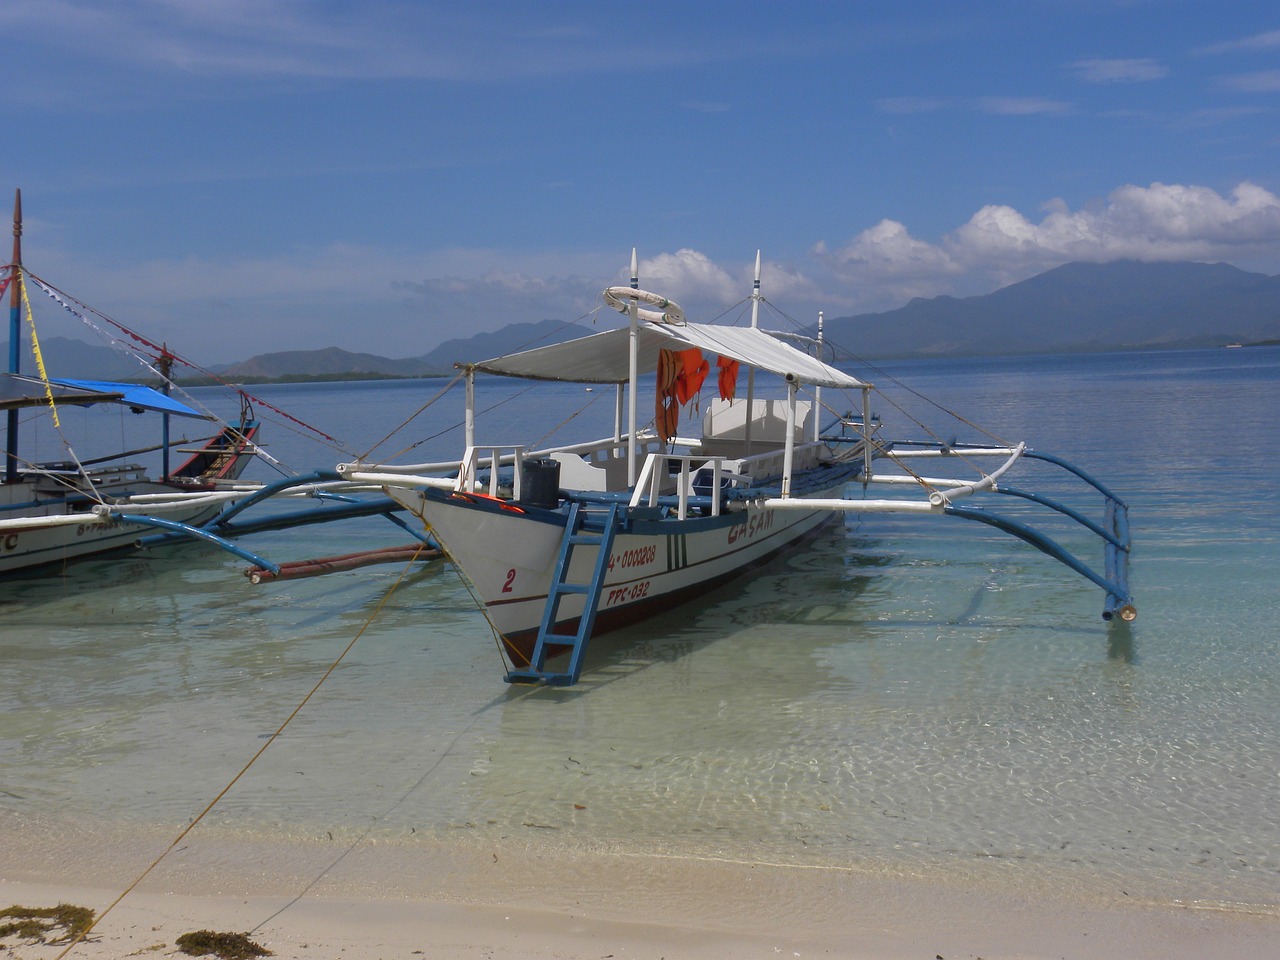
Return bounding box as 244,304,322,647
3,816,1276,959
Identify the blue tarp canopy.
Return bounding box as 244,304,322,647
1,373,123,410
49,378,210,419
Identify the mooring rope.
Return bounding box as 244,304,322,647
52,540,433,960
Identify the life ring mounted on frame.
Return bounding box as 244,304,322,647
603,286,686,325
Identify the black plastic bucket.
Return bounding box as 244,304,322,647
521,457,561,509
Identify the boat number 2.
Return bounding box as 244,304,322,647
502,568,516,593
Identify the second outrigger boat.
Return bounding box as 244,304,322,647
2,190,433,579
342,251,1135,686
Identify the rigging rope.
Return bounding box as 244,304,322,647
25,270,352,461
355,370,464,463
14,268,106,499
51,540,433,960
744,293,1019,488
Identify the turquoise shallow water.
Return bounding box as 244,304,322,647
2,346,1277,909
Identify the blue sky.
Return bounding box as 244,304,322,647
3,1,1279,364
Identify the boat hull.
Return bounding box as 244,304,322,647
0,481,229,576
390,472,854,664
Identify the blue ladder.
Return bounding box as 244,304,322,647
505,501,622,686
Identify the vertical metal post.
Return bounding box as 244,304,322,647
5,189,23,484
158,347,173,479
782,375,797,498
813,311,823,442
626,248,639,486
614,383,624,445
861,387,874,480
464,366,475,450
744,250,760,457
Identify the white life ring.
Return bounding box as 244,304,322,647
603,286,686,325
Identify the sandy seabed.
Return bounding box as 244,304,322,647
2,816,1276,960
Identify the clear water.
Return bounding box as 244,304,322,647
2,347,1277,910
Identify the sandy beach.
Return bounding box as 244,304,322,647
3,816,1276,960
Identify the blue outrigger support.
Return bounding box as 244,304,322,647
123,469,435,577
111,511,281,570
942,502,1134,620
882,440,1135,621
506,501,623,686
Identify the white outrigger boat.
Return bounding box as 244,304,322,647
341,251,1135,686
2,190,434,579
0,370,262,576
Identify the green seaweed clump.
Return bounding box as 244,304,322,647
0,903,95,943
176,929,273,959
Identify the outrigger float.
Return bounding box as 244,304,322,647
340,250,1134,687
2,190,435,578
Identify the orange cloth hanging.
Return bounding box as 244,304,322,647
673,348,709,406
716,356,739,400
655,348,680,442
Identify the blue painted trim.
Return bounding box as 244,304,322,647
111,511,280,573
943,503,1133,616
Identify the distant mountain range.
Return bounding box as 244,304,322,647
6,261,1278,382
214,320,589,380
820,260,1280,358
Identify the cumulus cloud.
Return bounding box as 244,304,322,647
334,182,1280,339
814,182,1280,307
50,182,1280,360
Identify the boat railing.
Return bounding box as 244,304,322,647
458,444,528,499
337,432,665,482
30,462,149,494
630,453,751,520
723,439,833,487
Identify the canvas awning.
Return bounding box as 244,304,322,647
0,375,210,418
51,378,209,418
0,373,123,411
467,321,866,389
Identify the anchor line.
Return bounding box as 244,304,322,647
51,541,432,960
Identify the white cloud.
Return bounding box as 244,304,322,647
814,182,1280,308
1219,70,1280,93
978,96,1074,116
1200,29,1280,55
875,96,951,114
633,250,740,302
0,0,732,87
1071,58,1168,83
33,182,1280,360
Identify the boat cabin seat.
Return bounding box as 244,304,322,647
699,399,812,459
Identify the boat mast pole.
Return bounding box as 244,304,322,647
5,189,22,484
626,247,639,486
158,346,172,479
744,250,760,457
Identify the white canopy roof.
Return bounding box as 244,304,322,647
468,321,866,389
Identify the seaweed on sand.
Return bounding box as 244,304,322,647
176,929,273,958
0,903,96,943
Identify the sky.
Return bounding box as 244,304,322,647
3,0,1279,365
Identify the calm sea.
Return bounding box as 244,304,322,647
2,346,1277,910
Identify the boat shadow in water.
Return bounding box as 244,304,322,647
511,518,1132,693
508,527,890,693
